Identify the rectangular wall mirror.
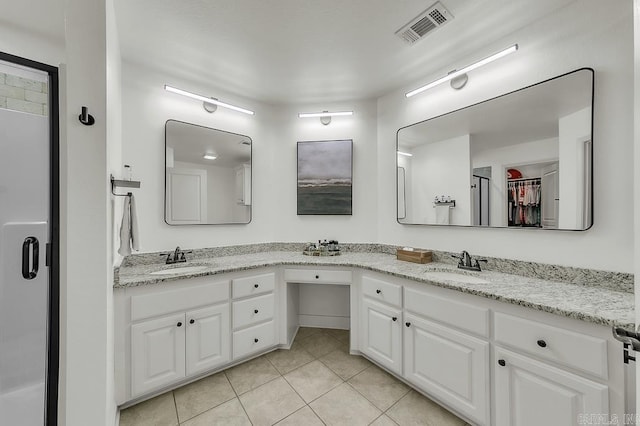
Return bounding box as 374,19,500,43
397,68,593,230
165,120,252,225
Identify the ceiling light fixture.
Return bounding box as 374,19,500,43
405,44,518,97
298,110,353,125
203,153,217,160
165,85,255,115
397,151,413,157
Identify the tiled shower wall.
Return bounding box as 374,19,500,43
0,72,48,116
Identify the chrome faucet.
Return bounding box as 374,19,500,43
160,246,192,264
452,250,487,272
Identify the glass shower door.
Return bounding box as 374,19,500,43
0,59,51,425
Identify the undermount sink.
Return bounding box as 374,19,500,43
150,265,208,275
423,271,490,284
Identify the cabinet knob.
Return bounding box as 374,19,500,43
177,322,182,327
376,289,382,294
498,359,506,367
537,339,547,348
254,338,259,343
254,309,259,314
405,322,411,327
254,284,259,288
189,319,195,324
392,317,398,321
315,275,319,279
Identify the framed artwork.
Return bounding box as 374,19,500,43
297,139,353,215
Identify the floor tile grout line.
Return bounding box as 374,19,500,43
175,373,252,425
281,367,345,406
223,370,255,426
171,390,179,425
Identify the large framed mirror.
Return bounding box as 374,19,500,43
397,68,593,230
165,120,252,225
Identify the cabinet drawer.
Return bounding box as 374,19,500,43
494,312,608,379
284,269,352,284
362,276,402,308
233,320,276,359
232,293,275,329
232,272,275,299
404,287,489,337
131,279,229,322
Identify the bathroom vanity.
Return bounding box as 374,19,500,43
114,248,634,425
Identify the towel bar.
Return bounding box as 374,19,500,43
111,174,140,197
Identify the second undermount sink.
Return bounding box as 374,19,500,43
150,265,208,275
423,270,490,284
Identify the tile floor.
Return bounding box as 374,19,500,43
120,327,469,426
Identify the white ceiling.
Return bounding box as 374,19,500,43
113,0,577,104
3,0,577,104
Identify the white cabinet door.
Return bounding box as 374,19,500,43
404,313,489,425
186,304,230,376
361,298,402,375
494,347,608,426
131,313,186,396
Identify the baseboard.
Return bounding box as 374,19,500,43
299,314,349,329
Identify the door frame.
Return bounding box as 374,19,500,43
0,50,60,426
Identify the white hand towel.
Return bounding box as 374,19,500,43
118,194,140,256
130,194,140,251
435,205,450,225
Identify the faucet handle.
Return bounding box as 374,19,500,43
474,258,488,271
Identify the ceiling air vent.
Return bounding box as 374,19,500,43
395,1,453,45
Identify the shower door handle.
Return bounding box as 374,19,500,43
22,236,39,280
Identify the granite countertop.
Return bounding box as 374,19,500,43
115,251,635,329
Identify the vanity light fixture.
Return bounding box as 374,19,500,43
164,85,255,115
405,44,518,97
203,153,217,160
397,151,413,157
298,110,353,125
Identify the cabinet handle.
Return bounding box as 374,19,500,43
189,319,195,324
498,359,506,367
254,284,259,288
376,289,382,294
405,322,411,327
254,338,259,343
177,322,182,327
537,339,547,348
392,317,397,321
254,309,259,314
315,275,319,279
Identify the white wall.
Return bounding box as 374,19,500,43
61,0,116,424
121,61,379,251
472,138,558,227
105,0,121,423
377,0,633,272
633,0,640,410
558,107,591,229
121,61,274,251
265,101,378,243
0,26,64,68
406,135,471,225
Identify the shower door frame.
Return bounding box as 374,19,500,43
0,51,60,426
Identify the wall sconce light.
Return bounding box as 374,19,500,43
203,153,217,160
397,151,413,157
298,110,353,125
405,44,518,97
164,85,255,115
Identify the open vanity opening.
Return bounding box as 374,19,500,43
282,268,356,350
